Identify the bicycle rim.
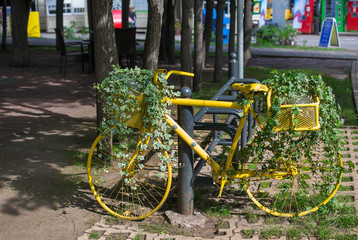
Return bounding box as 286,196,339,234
87,128,172,220
242,138,342,217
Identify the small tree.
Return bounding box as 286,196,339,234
244,0,254,66
91,0,119,131
180,0,193,87
203,0,214,67
56,0,64,50
2,0,7,49
193,0,204,92
214,0,225,83
144,0,163,70
11,0,32,67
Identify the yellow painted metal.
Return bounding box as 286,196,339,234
153,69,194,85
166,70,195,79
169,98,241,109
224,112,248,171
242,152,343,217
267,90,320,131
165,114,221,173
230,83,269,95
87,129,172,220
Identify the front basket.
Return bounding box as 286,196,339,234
267,91,320,132
121,89,146,129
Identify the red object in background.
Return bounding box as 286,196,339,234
112,10,122,28
347,0,358,31
299,0,314,34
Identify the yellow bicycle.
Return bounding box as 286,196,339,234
87,69,343,220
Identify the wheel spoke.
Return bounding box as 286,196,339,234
87,127,172,220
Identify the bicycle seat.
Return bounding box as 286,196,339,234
231,83,269,95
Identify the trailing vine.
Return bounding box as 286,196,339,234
239,71,348,189
94,66,180,170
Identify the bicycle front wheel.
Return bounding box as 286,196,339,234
87,127,172,220
242,137,343,217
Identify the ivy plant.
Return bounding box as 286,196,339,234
239,71,347,190
94,66,180,170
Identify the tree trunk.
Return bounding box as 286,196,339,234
180,0,193,88
2,0,7,49
193,0,203,92
214,0,225,83
167,0,175,64
203,0,214,67
159,0,168,60
56,0,64,50
91,0,119,131
143,0,163,70
229,0,236,55
244,0,253,67
11,0,31,67
122,0,129,29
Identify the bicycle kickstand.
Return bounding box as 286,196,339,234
218,175,227,198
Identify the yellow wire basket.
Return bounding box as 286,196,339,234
267,91,320,132
121,88,146,129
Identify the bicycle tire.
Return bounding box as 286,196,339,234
242,135,342,217
87,127,172,220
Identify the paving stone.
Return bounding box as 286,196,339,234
77,236,89,240
142,233,160,240
112,224,129,230
95,222,111,228
165,210,206,228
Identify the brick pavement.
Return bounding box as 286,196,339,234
78,126,358,240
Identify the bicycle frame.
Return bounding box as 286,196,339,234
153,69,305,197
165,97,265,196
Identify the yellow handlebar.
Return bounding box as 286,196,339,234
166,70,194,79
153,69,167,85
153,69,194,85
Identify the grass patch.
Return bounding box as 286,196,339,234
107,233,130,240
105,215,124,225
260,226,283,239
204,201,232,218
255,198,358,240
339,185,354,191
67,150,88,167
245,211,260,223
89,230,102,239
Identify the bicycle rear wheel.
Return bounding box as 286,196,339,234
242,136,342,217
87,127,172,220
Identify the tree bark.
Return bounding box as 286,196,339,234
167,0,175,64
2,0,7,49
143,0,163,70
11,0,31,67
159,0,168,60
122,0,129,29
193,0,203,92
214,0,225,83
203,0,214,67
244,0,253,67
180,0,193,88
91,0,119,131
56,0,63,50
229,0,236,55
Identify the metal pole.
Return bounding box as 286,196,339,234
178,87,194,215
237,0,244,79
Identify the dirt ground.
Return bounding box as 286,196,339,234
0,49,354,240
